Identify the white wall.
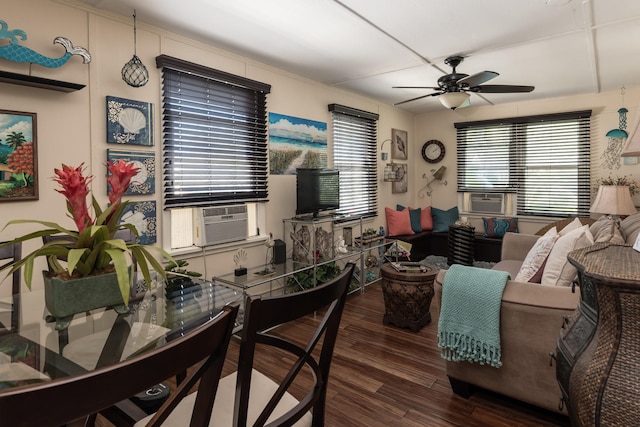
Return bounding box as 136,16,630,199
1,0,415,290
413,88,640,234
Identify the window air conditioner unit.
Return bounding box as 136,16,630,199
193,205,248,246
469,193,505,214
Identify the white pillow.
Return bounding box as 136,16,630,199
541,225,594,287
514,227,559,282
559,217,583,236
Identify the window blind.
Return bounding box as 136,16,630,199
456,110,592,217
156,55,271,209
329,104,379,218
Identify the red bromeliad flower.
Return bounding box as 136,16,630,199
107,160,140,209
53,163,93,233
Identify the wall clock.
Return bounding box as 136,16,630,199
421,140,445,163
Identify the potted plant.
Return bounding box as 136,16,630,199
0,161,175,330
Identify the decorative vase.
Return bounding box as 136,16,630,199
42,270,130,331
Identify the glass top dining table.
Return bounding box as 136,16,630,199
0,272,241,405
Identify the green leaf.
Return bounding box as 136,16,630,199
104,248,130,305
67,248,89,275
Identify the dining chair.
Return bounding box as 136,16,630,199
0,241,22,331
0,302,239,427
136,261,356,427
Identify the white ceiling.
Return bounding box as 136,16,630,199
77,0,640,113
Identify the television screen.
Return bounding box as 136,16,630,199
296,169,340,217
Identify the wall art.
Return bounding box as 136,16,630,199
392,128,408,160
0,110,38,201
120,201,157,245
106,96,153,146
392,163,408,194
268,112,327,175
106,149,155,195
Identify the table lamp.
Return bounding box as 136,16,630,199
589,185,637,219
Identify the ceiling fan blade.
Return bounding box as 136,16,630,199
393,86,441,90
394,92,440,106
457,71,498,87
471,84,535,93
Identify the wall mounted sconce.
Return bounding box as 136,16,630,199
419,166,448,197
380,139,401,181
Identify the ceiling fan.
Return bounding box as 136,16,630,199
393,56,535,110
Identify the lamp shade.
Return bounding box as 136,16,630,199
439,92,470,110
590,185,637,216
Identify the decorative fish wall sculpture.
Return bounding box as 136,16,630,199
0,20,91,68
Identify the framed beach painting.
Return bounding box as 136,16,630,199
268,112,327,175
106,96,153,146
0,110,38,201
107,149,155,195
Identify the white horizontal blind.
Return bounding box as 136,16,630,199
329,104,379,218
456,110,592,217
156,55,271,208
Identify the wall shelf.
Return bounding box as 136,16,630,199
0,70,85,92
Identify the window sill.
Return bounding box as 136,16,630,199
168,235,269,258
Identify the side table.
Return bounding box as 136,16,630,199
380,263,438,332
448,224,475,266
556,243,640,426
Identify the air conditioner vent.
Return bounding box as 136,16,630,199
469,193,505,214
193,205,248,246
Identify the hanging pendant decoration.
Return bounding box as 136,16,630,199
121,10,149,87
601,87,628,170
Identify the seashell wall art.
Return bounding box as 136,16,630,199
106,95,153,146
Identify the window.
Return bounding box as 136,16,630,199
156,55,271,249
329,104,379,218
456,110,592,217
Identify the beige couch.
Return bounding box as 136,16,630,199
434,231,580,414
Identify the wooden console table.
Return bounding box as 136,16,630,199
556,243,640,426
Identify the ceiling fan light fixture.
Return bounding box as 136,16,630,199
439,92,470,110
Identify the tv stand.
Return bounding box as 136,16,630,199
283,215,391,294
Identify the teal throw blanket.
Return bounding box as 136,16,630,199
438,264,510,368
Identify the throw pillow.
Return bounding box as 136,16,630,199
432,206,459,232
386,207,414,236
420,206,433,231
541,225,594,287
514,227,559,282
483,217,519,237
620,212,640,244
397,205,422,233
590,215,625,244
559,217,583,236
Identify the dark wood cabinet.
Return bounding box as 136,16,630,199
556,243,640,426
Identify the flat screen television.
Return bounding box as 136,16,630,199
296,168,340,217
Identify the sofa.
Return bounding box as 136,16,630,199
433,213,640,414
433,230,580,414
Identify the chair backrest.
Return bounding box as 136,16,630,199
0,241,22,331
0,241,22,297
0,303,239,427
234,261,356,427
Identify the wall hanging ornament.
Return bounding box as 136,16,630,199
121,10,149,87
601,86,628,170
0,20,91,68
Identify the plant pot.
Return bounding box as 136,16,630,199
42,270,130,331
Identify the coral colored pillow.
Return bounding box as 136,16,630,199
386,207,414,236
420,206,433,231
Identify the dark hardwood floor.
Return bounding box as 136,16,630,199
98,282,570,426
